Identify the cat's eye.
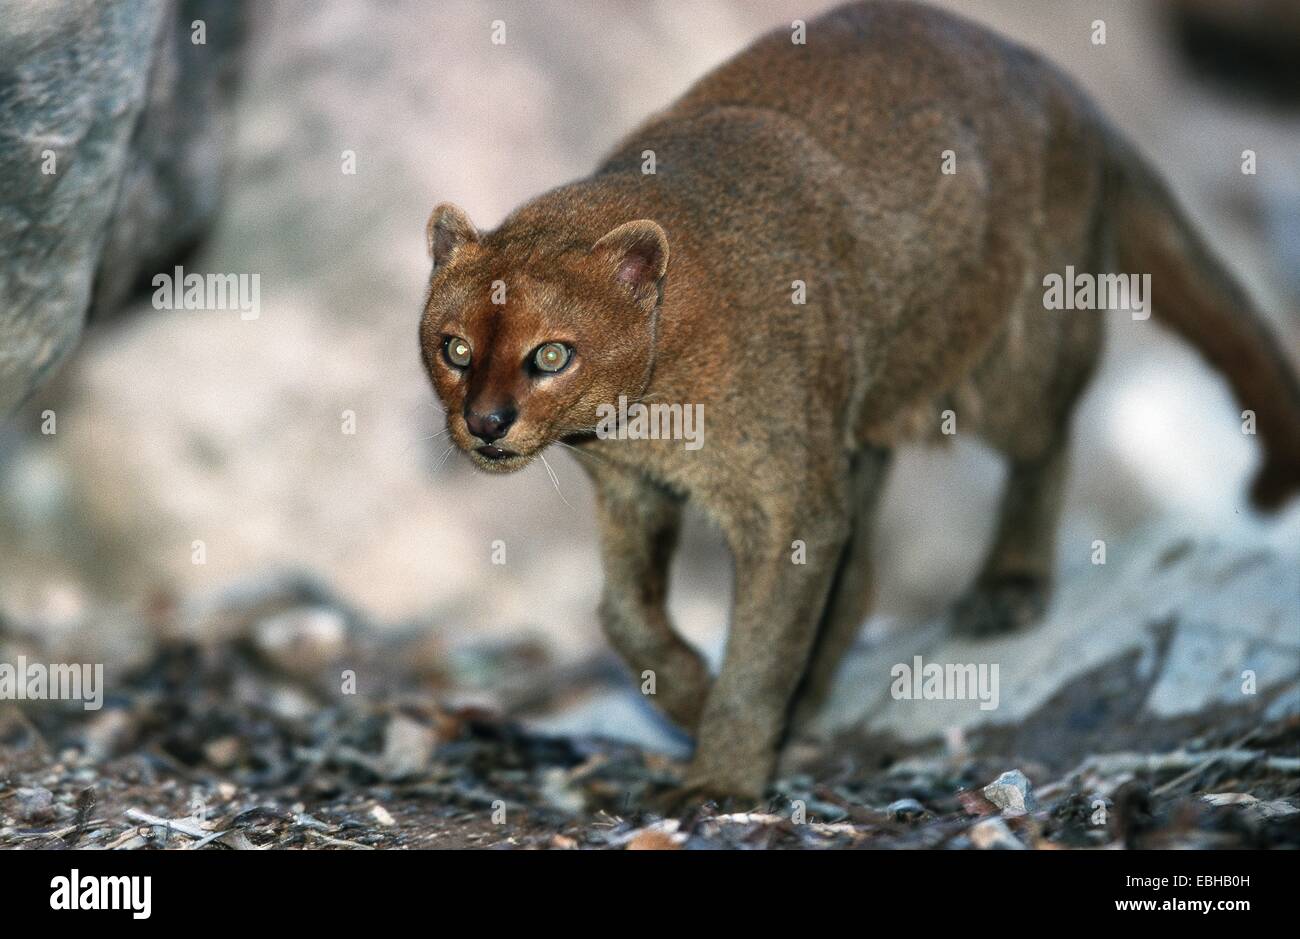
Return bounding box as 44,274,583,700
444,336,472,368
533,342,571,373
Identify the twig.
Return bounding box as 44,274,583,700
6,819,108,841
1071,742,1300,792
105,829,149,850
124,809,211,839
305,829,375,850
1152,728,1262,795
186,827,234,850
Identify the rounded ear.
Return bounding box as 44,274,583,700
426,203,480,270
591,219,669,306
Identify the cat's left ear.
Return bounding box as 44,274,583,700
427,203,479,271
592,220,669,308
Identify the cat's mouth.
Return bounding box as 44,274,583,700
468,442,535,473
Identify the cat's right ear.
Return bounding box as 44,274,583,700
426,203,480,271
591,219,669,309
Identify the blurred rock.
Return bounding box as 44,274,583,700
252,605,349,679
525,688,692,759
969,817,1025,850
89,0,246,322
262,682,318,722
13,786,55,823
815,529,1300,768
376,714,436,781
202,734,242,769
886,797,926,821
182,570,355,643
983,770,1037,818
80,708,137,762
538,766,586,815
0,0,245,414
1203,792,1299,820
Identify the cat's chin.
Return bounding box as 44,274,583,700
468,445,536,474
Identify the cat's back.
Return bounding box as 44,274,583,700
676,2,1048,132
606,0,1091,199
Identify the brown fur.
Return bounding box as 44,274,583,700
419,0,1300,801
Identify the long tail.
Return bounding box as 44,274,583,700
1108,135,1300,510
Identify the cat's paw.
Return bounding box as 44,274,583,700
640,782,730,819
641,769,768,818
949,573,1047,638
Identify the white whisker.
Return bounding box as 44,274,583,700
430,443,458,478
555,439,610,466
539,453,574,509
401,427,451,456
409,398,446,419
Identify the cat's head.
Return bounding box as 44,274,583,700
418,203,668,473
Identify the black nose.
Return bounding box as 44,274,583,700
464,405,517,442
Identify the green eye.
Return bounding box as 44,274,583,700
445,336,471,368
533,342,570,373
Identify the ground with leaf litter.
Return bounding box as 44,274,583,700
2,574,1298,851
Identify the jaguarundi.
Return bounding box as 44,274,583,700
419,0,1300,801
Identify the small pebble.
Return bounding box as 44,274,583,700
15,786,56,823
887,798,926,821
982,769,1037,817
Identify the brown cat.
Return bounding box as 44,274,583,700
419,0,1300,801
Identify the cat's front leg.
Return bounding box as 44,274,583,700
591,464,712,732
684,495,850,801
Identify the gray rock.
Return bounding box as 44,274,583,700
13,785,55,823
0,0,244,413
376,714,436,782
525,688,693,759
812,528,1300,768
886,797,926,821
80,708,136,762
88,0,246,322
982,769,1037,818
252,605,349,678
805,800,850,823
1203,792,1300,820
537,767,586,815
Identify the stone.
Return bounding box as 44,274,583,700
252,605,349,678
376,714,436,782
982,770,1037,818
0,0,244,413
80,709,136,762
813,530,1300,768
886,798,927,821
13,786,55,823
